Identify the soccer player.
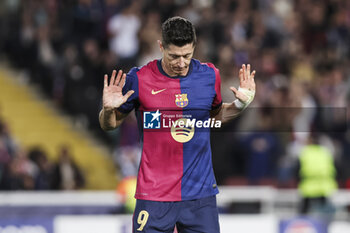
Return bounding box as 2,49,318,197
99,16,256,233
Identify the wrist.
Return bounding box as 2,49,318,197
234,87,255,109
103,106,116,113
233,99,246,109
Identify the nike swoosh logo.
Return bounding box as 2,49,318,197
151,89,166,95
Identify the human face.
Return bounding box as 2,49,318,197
159,42,195,77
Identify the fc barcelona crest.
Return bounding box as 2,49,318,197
175,94,189,108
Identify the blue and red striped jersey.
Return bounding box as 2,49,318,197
118,59,222,201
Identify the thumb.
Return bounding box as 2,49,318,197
230,86,249,102
124,90,135,100
230,86,238,96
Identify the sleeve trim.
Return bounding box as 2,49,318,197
211,101,223,110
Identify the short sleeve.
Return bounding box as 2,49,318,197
207,63,223,110
117,67,139,114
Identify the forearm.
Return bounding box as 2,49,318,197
213,103,243,124
215,86,255,123
99,108,124,131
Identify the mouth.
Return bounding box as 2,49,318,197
173,67,187,71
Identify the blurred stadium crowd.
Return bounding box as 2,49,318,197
0,0,350,190
0,117,85,190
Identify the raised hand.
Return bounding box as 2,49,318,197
103,70,134,111
230,64,256,103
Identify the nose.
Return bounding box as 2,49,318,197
178,57,185,68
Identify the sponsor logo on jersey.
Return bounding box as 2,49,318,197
175,94,188,108
151,88,166,95
170,118,195,143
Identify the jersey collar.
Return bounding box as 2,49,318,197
157,59,193,79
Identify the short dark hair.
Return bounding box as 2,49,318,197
161,16,196,48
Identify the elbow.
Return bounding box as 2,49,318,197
100,123,117,131
99,119,117,131
100,126,112,131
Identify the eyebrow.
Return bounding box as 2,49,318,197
169,53,192,57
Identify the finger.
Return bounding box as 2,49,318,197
230,86,238,95
242,64,246,81
114,70,123,85
239,68,244,84
104,74,108,87
251,70,256,80
109,70,116,86
231,86,249,102
247,64,251,78
124,90,135,101
119,73,127,88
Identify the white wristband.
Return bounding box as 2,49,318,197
234,99,246,109
234,87,255,109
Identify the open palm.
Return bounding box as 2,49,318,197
230,64,256,102
103,70,134,111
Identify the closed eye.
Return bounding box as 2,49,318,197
169,53,192,59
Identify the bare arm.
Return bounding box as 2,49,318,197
211,64,256,123
210,103,241,124
99,70,134,131
99,108,127,131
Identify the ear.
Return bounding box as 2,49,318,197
158,40,164,52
